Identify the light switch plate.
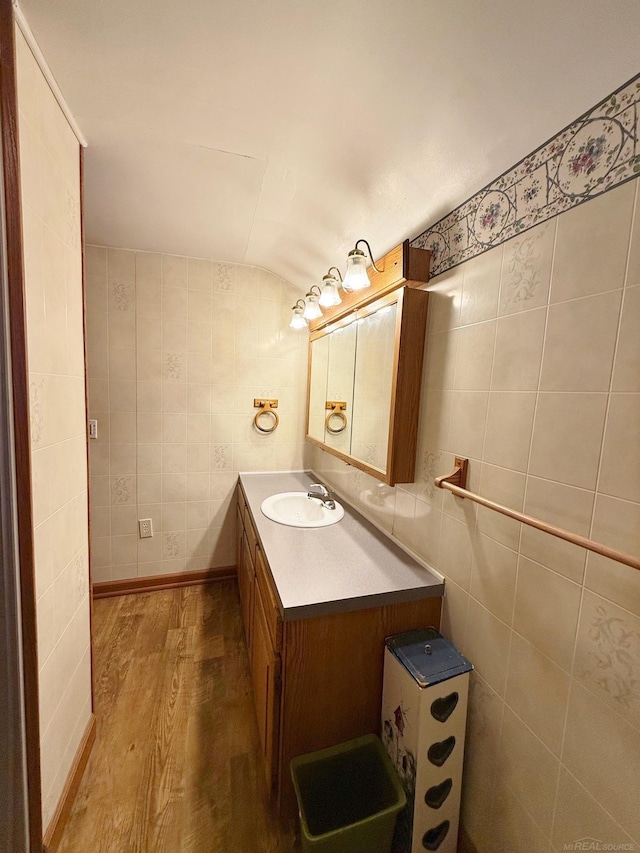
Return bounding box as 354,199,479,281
88,419,98,439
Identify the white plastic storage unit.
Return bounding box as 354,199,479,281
381,628,472,853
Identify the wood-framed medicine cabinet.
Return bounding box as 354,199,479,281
305,240,431,486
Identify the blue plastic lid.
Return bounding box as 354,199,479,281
385,628,473,687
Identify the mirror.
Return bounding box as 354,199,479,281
351,303,397,472
306,286,429,486
324,321,357,454
307,334,328,443
307,320,357,451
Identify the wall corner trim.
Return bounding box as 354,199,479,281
12,1,87,147
42,714,96,853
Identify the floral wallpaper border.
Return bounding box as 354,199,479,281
411,73,640,275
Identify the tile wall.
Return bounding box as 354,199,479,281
84,248,308,582
15,27,91,829
310,177,640,851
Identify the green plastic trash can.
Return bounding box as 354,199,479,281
290,734,406,853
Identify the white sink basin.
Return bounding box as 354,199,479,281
261,492,344,528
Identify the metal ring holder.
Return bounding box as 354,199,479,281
253,398,279,434
325,401,347,434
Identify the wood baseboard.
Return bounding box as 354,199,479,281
92,565,236,600
43,713,96,852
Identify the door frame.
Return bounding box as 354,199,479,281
0,0,44,847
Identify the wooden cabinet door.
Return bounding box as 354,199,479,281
251,585,281,792
235,503,244,576
255,546,282,652
239,532,255,653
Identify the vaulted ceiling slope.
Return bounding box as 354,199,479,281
19,0,640,290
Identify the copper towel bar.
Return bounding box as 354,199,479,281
435,457,640,572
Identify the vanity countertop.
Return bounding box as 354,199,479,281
239,470,444,621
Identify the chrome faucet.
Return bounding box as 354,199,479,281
307,483,336,510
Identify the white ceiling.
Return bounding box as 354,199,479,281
19,0,640,291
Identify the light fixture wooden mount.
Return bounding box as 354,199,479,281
309,240,431,331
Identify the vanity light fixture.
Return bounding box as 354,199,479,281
302,285,323,321
289,299,308,330
319,267,343,308
342,239,382,292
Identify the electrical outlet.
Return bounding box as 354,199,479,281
88,419,98,439
138,518,153,539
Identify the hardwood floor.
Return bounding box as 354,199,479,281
58,581,297,853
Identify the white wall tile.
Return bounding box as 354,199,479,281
505,632,570,756
464,598,511,696
513,556,582,672
483,391,536,472
551,180,635,302
573,590,640,729
438,514,473,590
440,579,469,652
447,391,489,460
453,321,496,390
612,285,640,391
598,393,640,503
499,220,555,316
470,534,518,624
460,244,502,325
540,290,622,392
529,392,608,489
552,767,636,853
426,265,463,332
497,707,559,837
626,183,640,287
476,463,525,551
491,307,546,391
563,681,640,841
586,495,640,618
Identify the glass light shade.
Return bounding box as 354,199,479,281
289,306,307,330
302,294,323,321
342,251,370,292
319,278,342,307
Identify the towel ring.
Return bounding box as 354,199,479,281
254,398,279,434
325,401,347,435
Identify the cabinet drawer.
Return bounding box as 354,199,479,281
255,546,282,652
244,509,258,564
235,504,244,570
237,484,248,520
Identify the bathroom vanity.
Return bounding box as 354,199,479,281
236,471,444,821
